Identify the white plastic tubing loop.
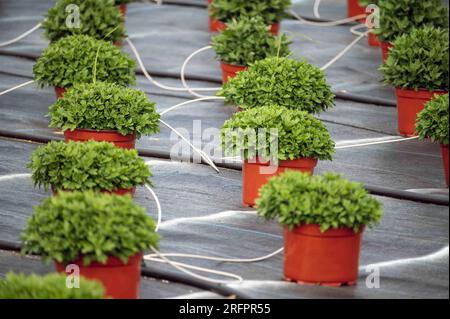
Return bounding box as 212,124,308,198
290,9,367,27
0,22,42,47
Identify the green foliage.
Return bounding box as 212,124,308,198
221,106,335,161
218,57,334,113
211,16,291,66
0,272,104,299
358,0,378,6
257,172,383,232
49,82,160,138
416,93,449,145
28,141,151,192
209,0,292,24
33,35,136,89
374,0,448,42
380,27,449,91
115,0,133,4
21,190,160,265
43,0,125,43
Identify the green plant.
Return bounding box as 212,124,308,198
373,0,448,43
33,35,136,89
115,0,133,4
257,172,383,232
49,82,160,138
358,0,378,6
209,0,292,24
21,190,159,265
218,57,334,113
416,93,449,145
380,27,449,91
43,0,125,43
28,141,151,192
211,16,291,66
0,272,104,299
221,106,335,161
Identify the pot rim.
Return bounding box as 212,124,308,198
64,128,136,137
285,224,365,237
55,252,143,268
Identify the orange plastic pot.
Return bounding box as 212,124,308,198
284,224,364,286
55,87,66,99
220,62,247,83
118,4,127,17
380,41,392,63
55,253,143,299
64,128,136,149
347,0,366,22
368,31,380,47
395,88,448,137
243,157,318,207
441,144,449,187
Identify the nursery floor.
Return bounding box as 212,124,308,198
0,0,449,299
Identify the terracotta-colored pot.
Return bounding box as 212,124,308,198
347,0,366,22
55,87,66,99
243,157,318,207
368,31,380,47
209,19,280,35
441,144,449,187
284,224,364,286
118,4,127,17
220,62,247,83
64,128,136,149
395,88,448,137
55,253,143,299
380,41,393,63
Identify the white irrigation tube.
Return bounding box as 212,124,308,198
125,38,220,93
350,23,368,37
0,22,42,47
335,136,419,149
313,0,321,18
0,80,35,97
290,9,366,27
159,96,225,116
144,184,162,232
320,30,368,71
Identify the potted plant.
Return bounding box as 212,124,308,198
21,191,160,299
0,272,105,299
49,82,160,149
416,93,449,187
211,16,291,83
43,0,125,44
221,105,335,207
28,141,152,195
374,0,448,62
358,0,379,46
380,27,449,136
208,0,292,35
257,171,383,286
348,0,366,22
218,57,334,113
115,0,133,17
33,35,136,99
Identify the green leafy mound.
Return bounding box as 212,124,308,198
257,172,383,232
211,16,291,66
28,141,151,192
373,0,448,43
33,35,136,89
221,106,335,161
209,0,292,24
380,27,449,91
416,93,449,145
49,82,160,138
43,0,125,43
0,272,104,299
21,190,159,265
219,57,334,113
115,0,133,4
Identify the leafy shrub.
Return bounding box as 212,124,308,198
380,27,449,91
115,0,133,4
21,190,160,265
209,0,292,24
28,141,151,192
0,272,104,299
416,93,449,145
218,57,334,113
221,106,335,161
33,35,136,89
49,82,160,138
211,16,291,66
43,0,125,43
373,0,448,42
257,172,383,232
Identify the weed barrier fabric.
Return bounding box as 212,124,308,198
0,0,448,299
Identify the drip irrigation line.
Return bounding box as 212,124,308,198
365,185,449,206
0,239,250,299
0,23,42,48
